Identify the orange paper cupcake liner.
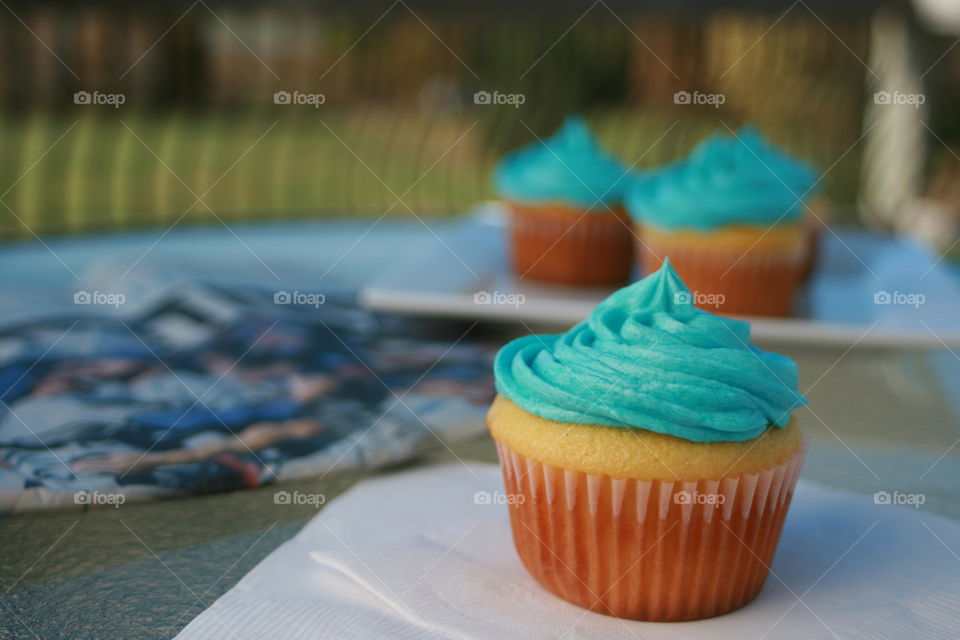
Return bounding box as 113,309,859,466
495,439,807,622
638,230,803,317
509,202,634,285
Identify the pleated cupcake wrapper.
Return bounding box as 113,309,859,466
509,203,634,285
494,439,808,622
637,230,804,317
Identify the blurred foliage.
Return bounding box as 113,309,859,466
0,5,873,238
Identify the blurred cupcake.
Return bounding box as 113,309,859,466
627,128,819,316
488,260,808,621
494,116,634,285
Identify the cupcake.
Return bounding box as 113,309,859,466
627,128,819,317
494,116,634,285
488,259,808,621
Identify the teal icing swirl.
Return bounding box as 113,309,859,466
493,116,629,209
494,259,808,442
626,127,817,231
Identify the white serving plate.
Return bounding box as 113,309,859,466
361,205,960,349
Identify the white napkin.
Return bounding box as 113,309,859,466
177,463,960,640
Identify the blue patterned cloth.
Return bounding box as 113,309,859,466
0,284,494,515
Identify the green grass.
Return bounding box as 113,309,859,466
1,109,490,236
0,108,863,239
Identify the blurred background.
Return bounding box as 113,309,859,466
1,0,959,260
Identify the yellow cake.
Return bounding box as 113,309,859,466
488,394,802,481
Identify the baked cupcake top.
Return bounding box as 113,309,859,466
625,127,817,231
493,116,628,209
494,259,807,443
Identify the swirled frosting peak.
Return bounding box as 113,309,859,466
626,127,817,230
494,259,807,442
493,116,628,209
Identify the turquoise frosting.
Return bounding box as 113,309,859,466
494,116,629,209
626,127,817,230
494,259,807,443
